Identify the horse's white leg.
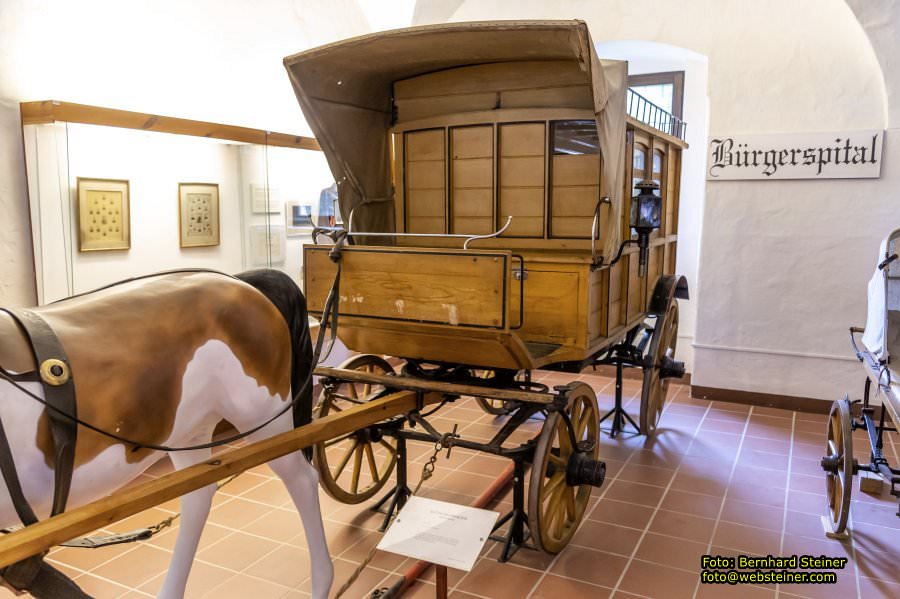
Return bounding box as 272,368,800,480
239,414,332,599
157,447,216,599
268,448,333,599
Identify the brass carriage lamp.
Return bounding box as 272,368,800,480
630,180,662,277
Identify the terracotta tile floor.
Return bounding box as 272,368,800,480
7,371,900,598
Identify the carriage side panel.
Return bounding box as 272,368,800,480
304,246,511,329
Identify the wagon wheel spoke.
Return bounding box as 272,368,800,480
548,453,566,470
364,442,379,480
363,365,372,397
832,475,842,513
827,440,838,457
575,400,594,441
379,439,397,455
556,419,572,455
324,432,354,448
545,483,567,528
562,486,576,520
334,439,359,480
542,471,566,499
351,444,364,494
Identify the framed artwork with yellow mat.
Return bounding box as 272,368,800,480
76,177,130,252
178,182,220,248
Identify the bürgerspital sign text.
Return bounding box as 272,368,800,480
707,130,883,180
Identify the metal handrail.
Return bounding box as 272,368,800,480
591,196,610,265
314,215,514,249
626,88,687,140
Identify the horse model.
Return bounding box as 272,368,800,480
0,269,333,598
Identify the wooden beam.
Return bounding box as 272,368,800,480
19,100,320,152
314,366,556,404
0,390,423,568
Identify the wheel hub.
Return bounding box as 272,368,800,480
821,454,842,474
565,452,606,487
658,355,685,380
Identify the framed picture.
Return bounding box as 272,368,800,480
76,177,130,252
178,183,220,248
250,224,286,265
285,201,314,237
250,184,282,214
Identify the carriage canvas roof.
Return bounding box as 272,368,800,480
284,20,627,255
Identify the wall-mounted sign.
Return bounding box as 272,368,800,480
707,130,883,180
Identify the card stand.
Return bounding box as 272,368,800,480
372,436,413,532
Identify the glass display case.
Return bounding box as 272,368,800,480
20,100,332,303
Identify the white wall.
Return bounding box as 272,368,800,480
438,0,889,401
22,122,334,303
596,41,709,373
0,0,373,307
25,123,246,302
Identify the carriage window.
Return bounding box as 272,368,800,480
552,120,598,155
550,120,600,238
632,144,647,192
652,150,664,197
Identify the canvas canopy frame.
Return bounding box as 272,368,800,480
283,20,627,258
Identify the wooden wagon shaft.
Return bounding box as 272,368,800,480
0,389,438,568
314,366,557,405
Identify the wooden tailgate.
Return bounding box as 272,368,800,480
304,245,512,330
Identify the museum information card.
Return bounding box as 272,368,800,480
377,496,499,571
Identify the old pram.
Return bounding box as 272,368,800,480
822,227,900,535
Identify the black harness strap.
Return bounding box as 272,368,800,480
0,308,78,517
0,308,84,596
0,412,38,527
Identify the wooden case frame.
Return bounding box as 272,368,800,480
178,182,220,248
76,177,131,252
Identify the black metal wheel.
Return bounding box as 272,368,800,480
528,382,602,554
640,297,680,435
821,398,855,534
313,354,399,504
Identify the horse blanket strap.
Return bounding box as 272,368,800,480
0,308,78,517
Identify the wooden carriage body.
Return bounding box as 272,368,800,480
290,21,687,372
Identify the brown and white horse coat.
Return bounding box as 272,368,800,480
0,271,332,598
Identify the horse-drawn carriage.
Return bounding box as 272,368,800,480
286,20,689,557
0,20,691,599
822,228,900,535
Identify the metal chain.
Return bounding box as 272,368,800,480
335,426,459,598
47,472,244,549
134,472,242,538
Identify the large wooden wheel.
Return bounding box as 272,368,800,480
313,354,399,504
640,298,679,435
821,398,855,534
528,382,601,554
